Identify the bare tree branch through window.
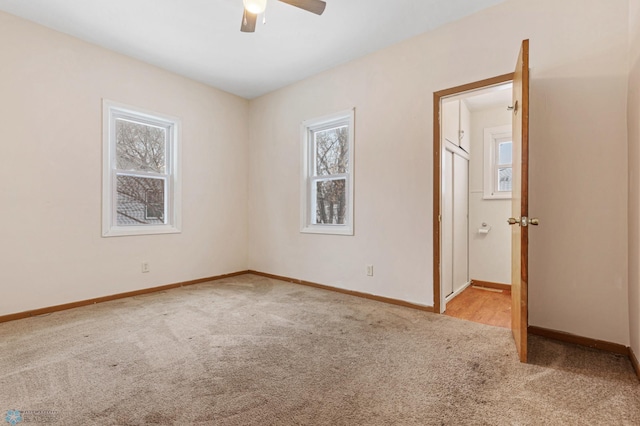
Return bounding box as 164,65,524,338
103,101,180,237
313,125,349,225
115,119,167,226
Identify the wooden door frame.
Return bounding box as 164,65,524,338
433,73,514,314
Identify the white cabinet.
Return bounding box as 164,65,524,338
442,99,459,147
459,100,471,153
441,99,471,153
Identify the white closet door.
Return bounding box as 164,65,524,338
452,154,469,293
441,152,454,299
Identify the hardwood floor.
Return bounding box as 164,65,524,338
444,285,511,328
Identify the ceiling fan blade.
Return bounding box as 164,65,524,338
241,10,258,32
278,0,326,15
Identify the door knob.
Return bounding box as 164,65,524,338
507,217,540,227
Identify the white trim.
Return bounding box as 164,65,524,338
483,124,512,200
300,108,355,235
102,99,182,237
444,139,470,161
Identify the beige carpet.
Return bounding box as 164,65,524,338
0,274,638,425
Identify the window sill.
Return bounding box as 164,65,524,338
102,225,181,237
483,193,512,200
301,225,354,236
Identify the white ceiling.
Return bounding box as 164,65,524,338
0,0,506,99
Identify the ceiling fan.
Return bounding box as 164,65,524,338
241,0,326,33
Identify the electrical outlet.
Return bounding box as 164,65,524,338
366,264,374,276
141,262,150,273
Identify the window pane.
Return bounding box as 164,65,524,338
315,125,349,176
116,119,166,173
498,141,512,165
498,167,512,192
116,175,165,225
314,179,346,224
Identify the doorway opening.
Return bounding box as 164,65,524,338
433,74,514,328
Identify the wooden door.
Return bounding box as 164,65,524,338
510,39,530,363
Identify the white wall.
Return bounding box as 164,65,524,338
628,0,640,359
248,0,631,344
1,0,633,349
468,107,511,285
526,5,629,345
0,12,249,316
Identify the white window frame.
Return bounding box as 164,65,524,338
300,108,355,235
102,100,182,237
483,124,512,200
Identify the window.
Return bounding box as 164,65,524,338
483,124,512,199
102,100,181,237
301,109,355,235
